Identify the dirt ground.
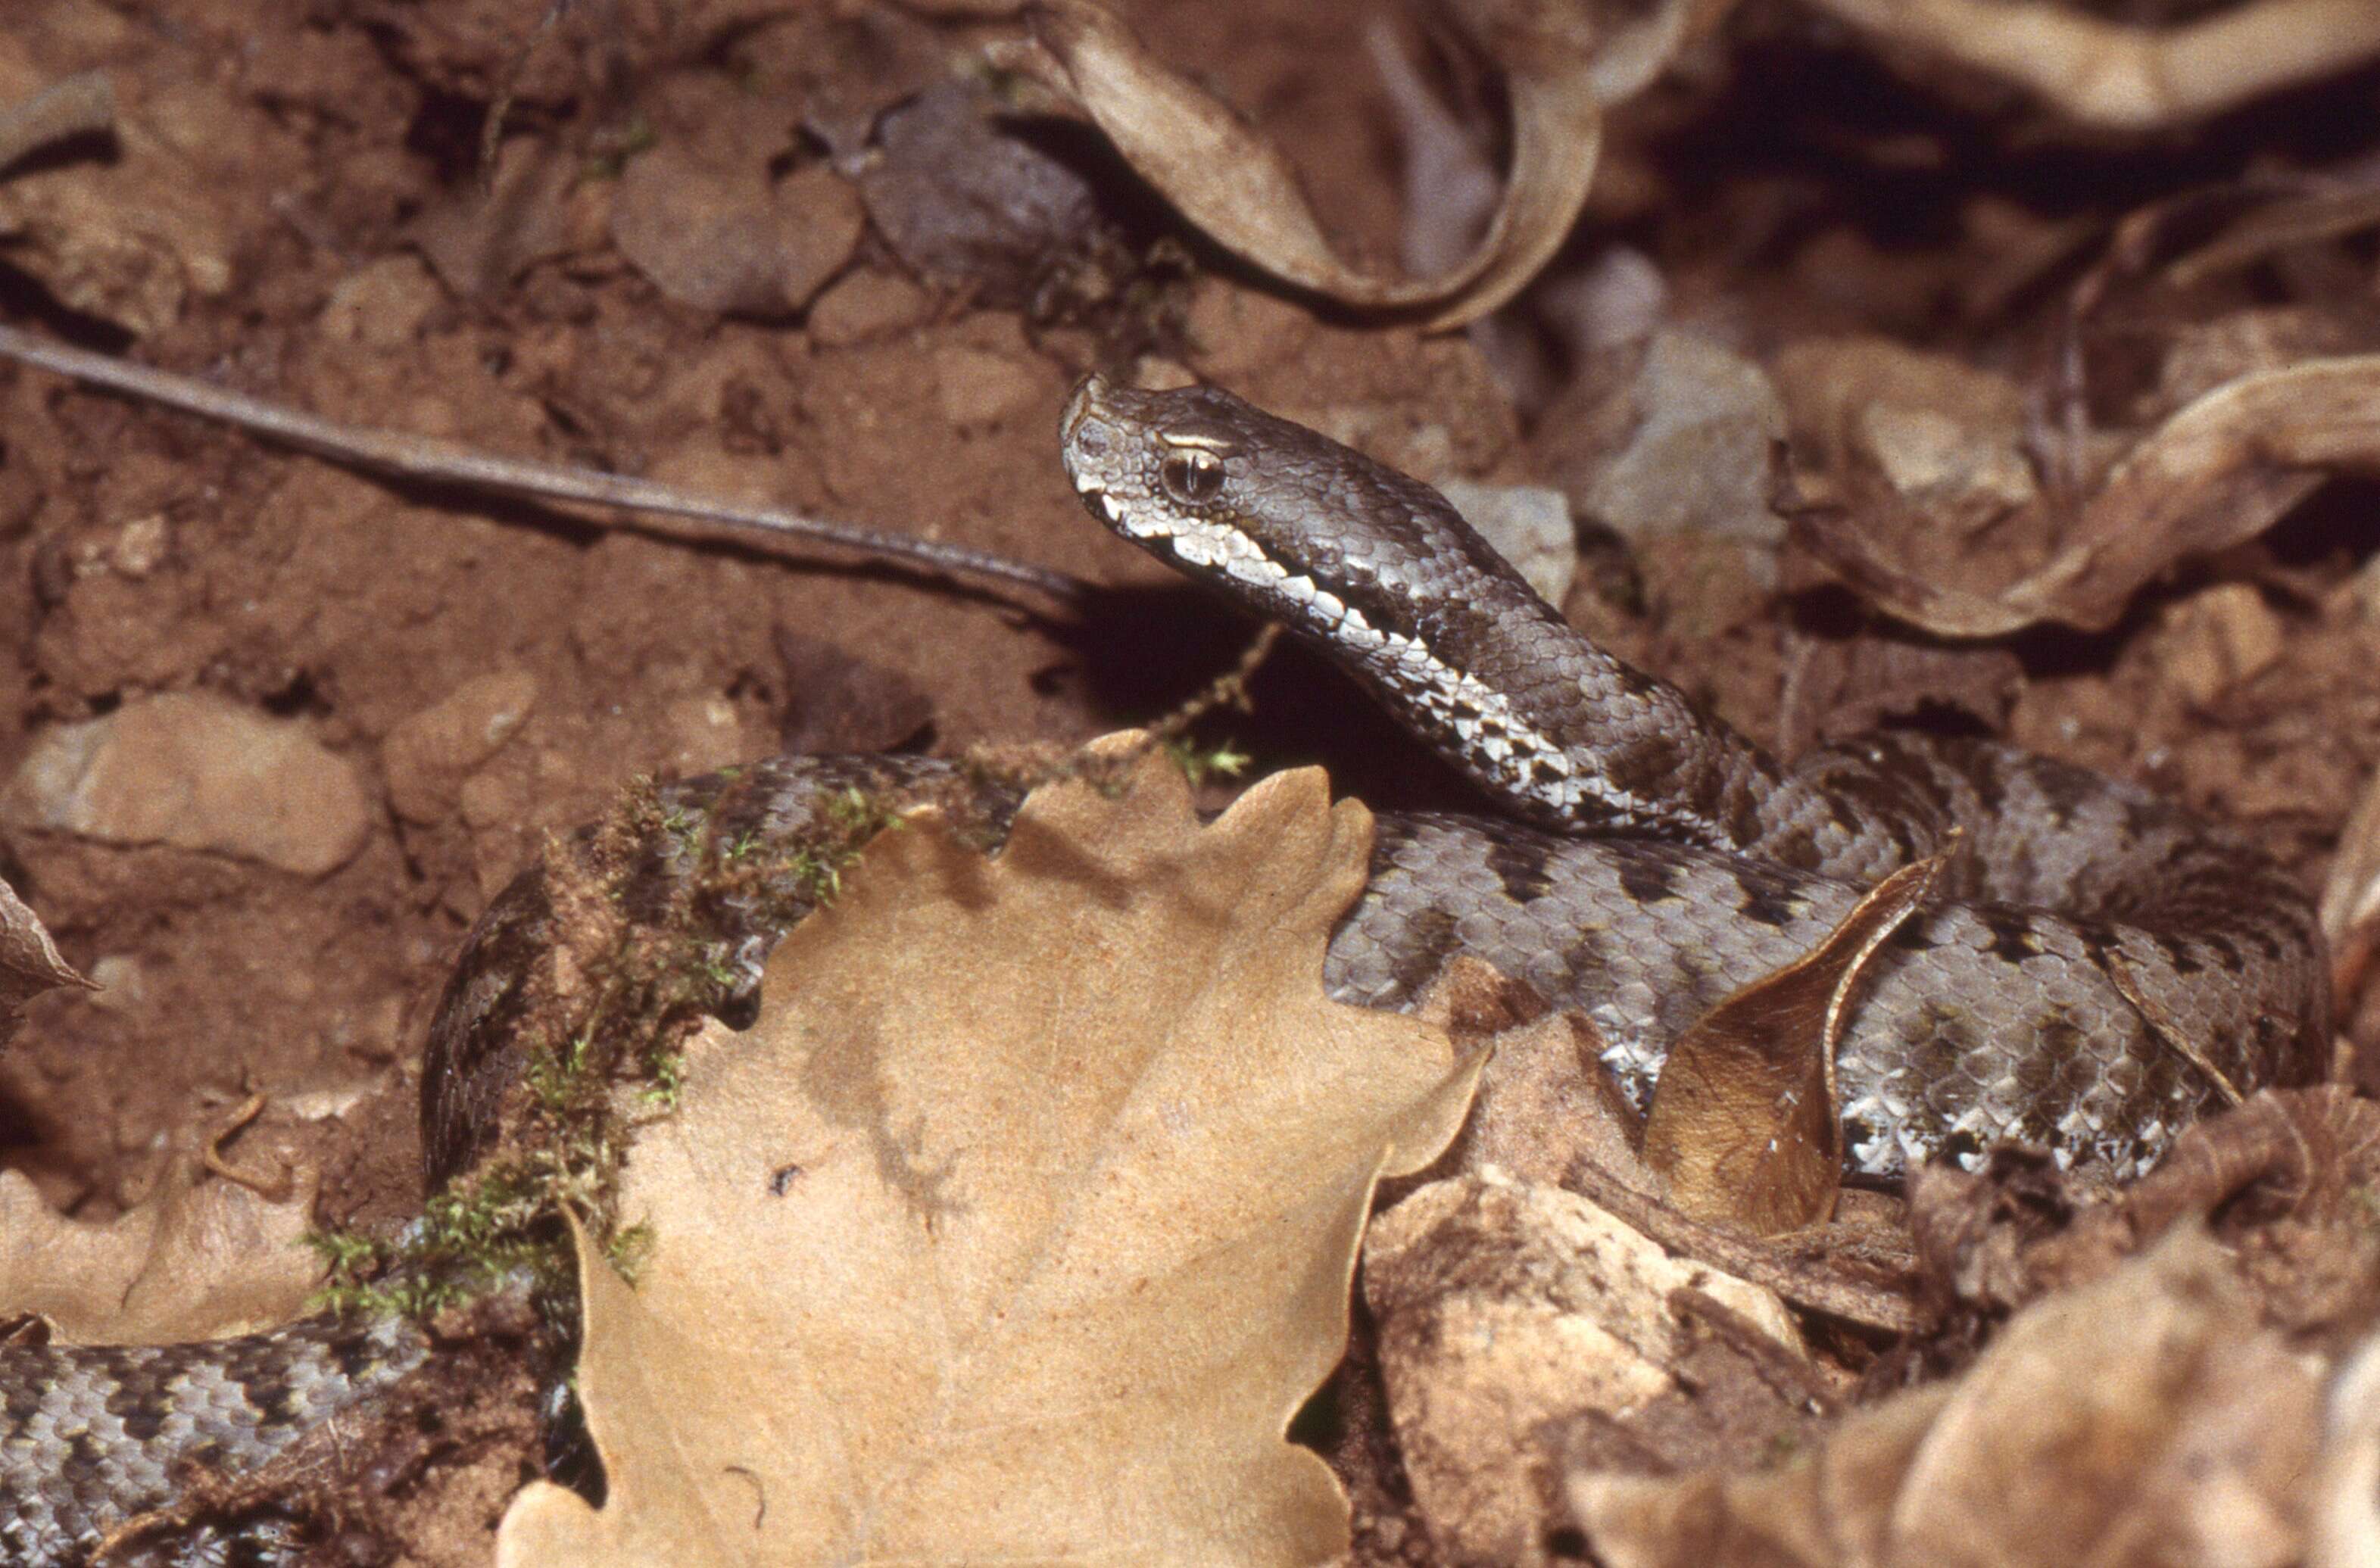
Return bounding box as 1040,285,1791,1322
0,0,1599,1228
6,0,2380,1561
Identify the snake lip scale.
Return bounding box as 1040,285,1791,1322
1,375,2329,1563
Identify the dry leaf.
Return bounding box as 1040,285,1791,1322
1567,1158,1927,1335
1,874,317,1342
1798,354,2380,637
1773,336,2037,537
2165,184,2380,291
2329,756,2380,1047
1364,1170,1807,1565
1565,1382,1951,1568
408,136,580,299
1567,1228,2326,1567
1807,0,2380,130
0,71,114,176
2314,1332,2380,1567
2322,764,2380,1006
1641,855,1941,1235
1428,968,1645,1189
1775,631,2020,759
1909,1088,2380,1321
988,0,1711,329
0,1157,320,1345
0,871,93,1049
497,753,1483,1567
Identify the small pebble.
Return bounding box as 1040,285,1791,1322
2,693,372,876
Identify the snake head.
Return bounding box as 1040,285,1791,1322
1059,373,1545,650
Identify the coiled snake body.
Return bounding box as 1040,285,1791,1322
0,377,2328,1562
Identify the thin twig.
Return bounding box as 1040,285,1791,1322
0,324,1090,601
202,1092,295,1204
1012,620,1285,796
479,0,579,191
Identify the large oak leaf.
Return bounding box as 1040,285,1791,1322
498,752,1481,1566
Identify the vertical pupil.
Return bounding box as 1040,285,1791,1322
1166,452,1218,503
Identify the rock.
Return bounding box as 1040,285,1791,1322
1439,479,1577,608
1585,331,1789,547
0,58,239,335
85,954,145,1015
1541,245,1667,354
806,267,930,348
772,164,867,312
2157,582,2286,707
610,142,862,316
382,669,540,823
856,80,1114,308
319,253,445,351
3,692,372,876
109,513,170,578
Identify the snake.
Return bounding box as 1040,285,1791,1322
0,375,2329,1563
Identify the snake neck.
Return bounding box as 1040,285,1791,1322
1275,536,1783,845
1060,375,1924,873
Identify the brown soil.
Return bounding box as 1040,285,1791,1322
5,0,2379,1562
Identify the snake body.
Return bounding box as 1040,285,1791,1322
0,378,2327,1562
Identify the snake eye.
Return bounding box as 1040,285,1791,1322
1159,447,1225,506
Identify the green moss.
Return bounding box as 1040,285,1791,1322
1162,735,1252,787
638,1048,687,1111
605,1220,657,1284
307,772,916,1322
309,1166,559,1318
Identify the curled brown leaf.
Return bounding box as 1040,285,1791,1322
1797,354,2380,636
1567,1229,2328,1568
0,872,93,1050
1806,0,2380,130
988,0,1711,328
0,1154,320,1345
1364,1169,1808,1564
1641,853,1942,1235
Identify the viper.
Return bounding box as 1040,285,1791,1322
0,376,2327,1563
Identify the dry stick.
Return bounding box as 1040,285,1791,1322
965,621,1284,800
201,1092,295,1204
1071,621,1283,778
0,324,1090,602
478,0,580,190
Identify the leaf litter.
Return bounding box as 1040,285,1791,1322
496,749,1483,1566
987,0,1714,329
11,0,2380,1563
2,874,324,1346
